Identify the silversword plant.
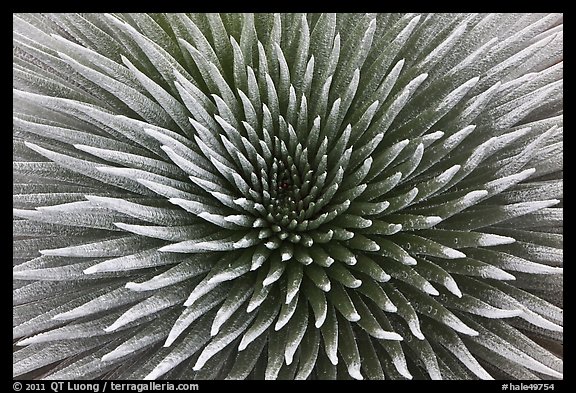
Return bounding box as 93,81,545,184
13,13,563,380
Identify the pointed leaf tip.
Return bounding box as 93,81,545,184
83,266,98,275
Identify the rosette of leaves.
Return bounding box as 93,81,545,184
13,13,563,380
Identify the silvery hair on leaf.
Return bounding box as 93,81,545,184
13,13,562,380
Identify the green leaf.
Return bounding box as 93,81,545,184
102,309,180,361
442,199,560,231
412,257,462,297
211,275,254,336
326,262,362,288
422,318,493,379
193,307,256,371
274,290,299,331
58,51,174,127
164,285,229,347
14,335,123,378
265,325,287,380
303,262,331,292
294,323,320,379
106,14,193,91
438,292,522,319
385,259,440,296
349,292,402,341
23,143,155,196
39,235,153,258
460,316,562,379
392,233,466,259
335,314,363,380
398,282,478,336
285,262,303,304
14,284,118,338
319,305,338,365
283,298,308,365
383,286,424,340
395,321,442,379
86,195,193,225
144,310,215,380
238,287,281,350
465,247,562,275
126,254,215,292
13,261,100,281
316,346,337,379
302,279,327,328
226,332,267,380
355,329,386,379
326,283,360,322
431,255,516,281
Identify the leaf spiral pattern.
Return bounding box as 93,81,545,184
13,13,563,380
